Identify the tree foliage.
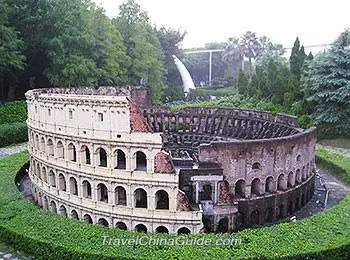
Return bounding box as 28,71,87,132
305,29,350,133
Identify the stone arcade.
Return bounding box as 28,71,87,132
26,87,316,234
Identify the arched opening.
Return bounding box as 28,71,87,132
115,149,126,169
97,183,108,203
302,166,306,181
42,197,48,209
83,214,93,224
156,226,169,233
200,184,213,200
265,176,274,193
97,148,107,167
47,139,54,156
80,145,91,164
40,137,45,151
265,207,273,222
116,222,127,230
36,164,41,179
287,171,295,188
277,174,285,191
251,178,261,196
296,154,301,161
70,177,78,195
155,190,169,209
134,188,147,208
57,141,65,159
82,180,92,199
295,169,301,184
277,204,284,220
135,151,147,171
35,134,39,149
68,143,77,162
252,162,261,170
135,224,147,233
58,174,66,191
251,210,260,226
217,217,229,233
49,170,56,187
177,227,191,234
59,205,67,217
295,197,300,211
115,186,127,206
50,201,57,213
98,218,109,227
235,180,245,198
287,201,293,215
42,167,47,182
71,210,79,220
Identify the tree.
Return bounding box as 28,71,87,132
237,69,248,95
0,0,25,102
115,0,166,104
222,37,243,87
306,29,350,133
290,37,306,81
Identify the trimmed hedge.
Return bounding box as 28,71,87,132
0,122,28,147
0,101,27,124
0,152,350,259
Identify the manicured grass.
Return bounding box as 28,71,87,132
318,139,350,150
0,151,349,259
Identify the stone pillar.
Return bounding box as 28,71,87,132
214,181,219,203
195,181,199,203
245,185,251,197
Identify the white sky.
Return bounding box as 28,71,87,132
93,0,350,49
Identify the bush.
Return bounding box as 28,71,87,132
0,122,28,147
0,152,350,259
0,101,27,124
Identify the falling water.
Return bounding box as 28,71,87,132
173,55,195,94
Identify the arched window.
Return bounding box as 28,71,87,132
302,166,306,181
49,170,56,187
116,222,127,230
57,141,64,159
265,207,273,222
58,174,66,191
98,218,109,227
115,149,126,169
265,176,274,193
70,177,78,195
135,151,147,171
235,180,246,198
252,162,261,170
156,226,169,233
135,224,147,233
288,171,295,188
295,169,301,184
47,139,54,156
80,145,91,164
59,205,67,217
83,214,93,224
40,137,45,151
68,143,77,162
35,134,39,149
42,167,47,182
177,227,191,234
82,180,92,199
155,190,169,209
134,188,147,208
42,197,48,209
251,210,260,226
277,174,285,191
50,201,57,213
251,178,261,196
115,186,127,206
97,183,108,203
71,210,79,220
97,148,107,167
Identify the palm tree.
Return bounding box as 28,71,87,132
222,37,243,87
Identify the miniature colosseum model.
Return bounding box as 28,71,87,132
26,87,316,234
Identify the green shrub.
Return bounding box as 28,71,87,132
0,152,350,259
0,101,27,124
0,122,28,147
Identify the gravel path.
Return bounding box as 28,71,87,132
0,143,28,160
317,144,350,158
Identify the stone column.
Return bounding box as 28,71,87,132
195,181,199,203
